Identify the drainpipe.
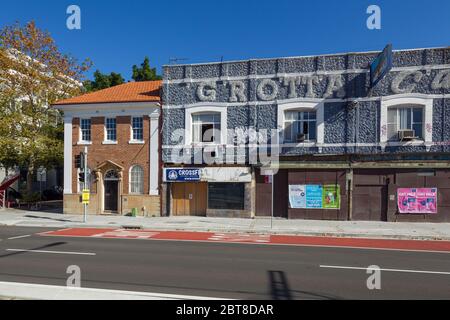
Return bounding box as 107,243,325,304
346,168,353,221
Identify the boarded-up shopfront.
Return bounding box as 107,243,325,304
256,166,450,222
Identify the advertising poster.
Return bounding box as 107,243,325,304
288,185,306,209
397,188,437,214
305,185,323,208
289,184,340,209
322,185,340,209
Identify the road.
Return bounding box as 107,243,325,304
0,226,449,299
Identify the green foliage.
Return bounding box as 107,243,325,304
132,57,162,81
83,70,125,92
0,21,90,191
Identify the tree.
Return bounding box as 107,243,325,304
83,70,125,92
0,21,91,192
132,57,161,81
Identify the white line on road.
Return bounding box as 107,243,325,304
320,265,450,275
6,249,96,256
7,235,31,240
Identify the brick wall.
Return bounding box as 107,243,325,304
71,115,151,195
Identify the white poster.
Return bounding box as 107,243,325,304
289,185,306,209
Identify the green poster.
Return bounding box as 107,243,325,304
322,185,340,209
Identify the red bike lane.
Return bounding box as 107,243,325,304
37,227,450,252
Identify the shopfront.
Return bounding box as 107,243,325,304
163,167,253,218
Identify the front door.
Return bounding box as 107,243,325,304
104,180,118,212
172,182,207,216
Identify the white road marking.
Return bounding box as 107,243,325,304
0,281,230,300
320,265,450,275
7,235,31,240
6,249,96,256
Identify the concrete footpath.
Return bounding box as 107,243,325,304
0,208,450,240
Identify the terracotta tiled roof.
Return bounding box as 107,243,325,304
53,80,162,105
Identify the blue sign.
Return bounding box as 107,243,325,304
370,44,393,88
165,168,201,182
305,185,323,208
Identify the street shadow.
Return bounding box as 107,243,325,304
268,270,292,300
23,215,73,222
267,270,343,300
0,242,67,259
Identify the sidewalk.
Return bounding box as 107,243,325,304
1,208,450,241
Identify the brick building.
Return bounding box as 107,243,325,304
53,81,162,216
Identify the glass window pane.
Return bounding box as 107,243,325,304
387,124,398,141
130,166,144,194
308,112,316,120
413,123,423,139
208,183,245,210
413,108,423,123
285,111,295,120
387,109,397,124
399,109,409,129
284,122,292,141
309,121,317,140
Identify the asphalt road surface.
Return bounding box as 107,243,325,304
0,226,449,299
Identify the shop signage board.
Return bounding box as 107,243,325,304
370,44,393,88
397,188,437,214
164,168,201,182
289,184,340,209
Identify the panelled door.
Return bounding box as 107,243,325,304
104,180,119,212
172,183,207,216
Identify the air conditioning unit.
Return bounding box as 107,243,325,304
398,129,415,141
296,133,306,142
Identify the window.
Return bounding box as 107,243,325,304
192,113,221,143
130,165,144,194
283,111,316,142
105,118,117,141
208,183,245,210
80,119,91,142
132,117,144,141
387,106,423,141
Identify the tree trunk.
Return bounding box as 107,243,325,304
26,165,34,194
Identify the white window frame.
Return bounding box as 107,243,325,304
283,110,318,143
78,118,92,145
277,101,324,146
129,165,144,194
129,116,145,144
185,105,227,146
380,95,433,146
191,112,222,144
103,117,117,144
387,106,424,141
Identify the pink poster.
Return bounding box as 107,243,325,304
397,188,437,214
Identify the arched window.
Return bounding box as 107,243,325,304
104,169,119,180
129,165,144,194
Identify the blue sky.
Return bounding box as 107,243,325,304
1,0,448,81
